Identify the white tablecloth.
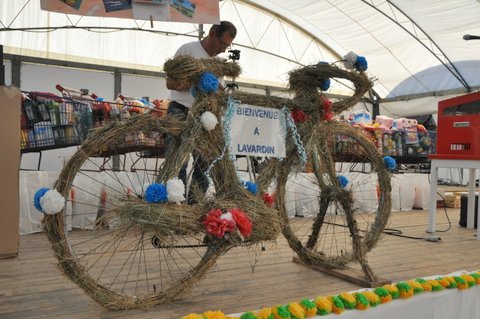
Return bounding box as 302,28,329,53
19,171,431,234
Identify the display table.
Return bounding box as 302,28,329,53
428,157,480,239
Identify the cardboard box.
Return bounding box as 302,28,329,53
444,193,461,208
0,86,21,258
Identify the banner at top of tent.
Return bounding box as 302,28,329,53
40,0,220,24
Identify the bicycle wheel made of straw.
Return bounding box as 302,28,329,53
42,114,232,310
275,121,392,269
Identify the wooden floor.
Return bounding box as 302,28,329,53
1,208,479,319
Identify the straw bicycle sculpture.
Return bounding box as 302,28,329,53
40,55,392,309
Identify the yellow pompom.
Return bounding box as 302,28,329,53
407,280,424,294
461,274,476,287
256,307,273,319
304,307,317,317
437,277,450,288
383,284,399,299
181,314,204,319
288,302,305,319
315,296,332,315
203,310,228,319
428,279,444,291
363,291,380,306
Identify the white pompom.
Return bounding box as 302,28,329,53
40,189,66,215
200,111,218,131
166,178,186,204
220,212,234,223
343,51,358,70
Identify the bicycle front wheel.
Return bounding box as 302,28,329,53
43,115,230,309
277,121,392,269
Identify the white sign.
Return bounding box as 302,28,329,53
229,103,286,158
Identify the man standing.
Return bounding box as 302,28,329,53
166,21,237,204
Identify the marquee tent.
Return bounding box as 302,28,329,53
1,0,480,116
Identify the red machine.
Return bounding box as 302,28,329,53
430,91,480,160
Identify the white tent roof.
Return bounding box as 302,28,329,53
1,0,480,103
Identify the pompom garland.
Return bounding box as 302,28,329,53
201,111,219,131
33,188,50,212
38,189,66,215
182,272,480,319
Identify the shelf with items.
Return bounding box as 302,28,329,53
19,86,170,171
346,111,436,166
20,91,90,153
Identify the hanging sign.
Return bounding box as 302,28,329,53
40,0,220,24
229,103,286,158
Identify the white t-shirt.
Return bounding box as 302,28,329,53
170,41,210,109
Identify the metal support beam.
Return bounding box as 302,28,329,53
112,69,122,171
0,45,4,86
11,55,21,88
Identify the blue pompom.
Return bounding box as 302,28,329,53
354,56,368,71
244,181,258,194
34,188,50,212
145,183,168,203
383,156,397,171
198,72,219,93
337,175,349,188
320,78,330,91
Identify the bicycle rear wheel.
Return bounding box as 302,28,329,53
43,115,231,309
277,121,392,269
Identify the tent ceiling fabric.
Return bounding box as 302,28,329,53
1,0,480,102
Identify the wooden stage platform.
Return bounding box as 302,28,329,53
1,208,479,319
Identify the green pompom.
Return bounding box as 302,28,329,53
396,282,411,291
276,305,291,319
356,293,369,307
374,287,389,298
240,312,258,319
330,296,345,310
300,298,316,310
